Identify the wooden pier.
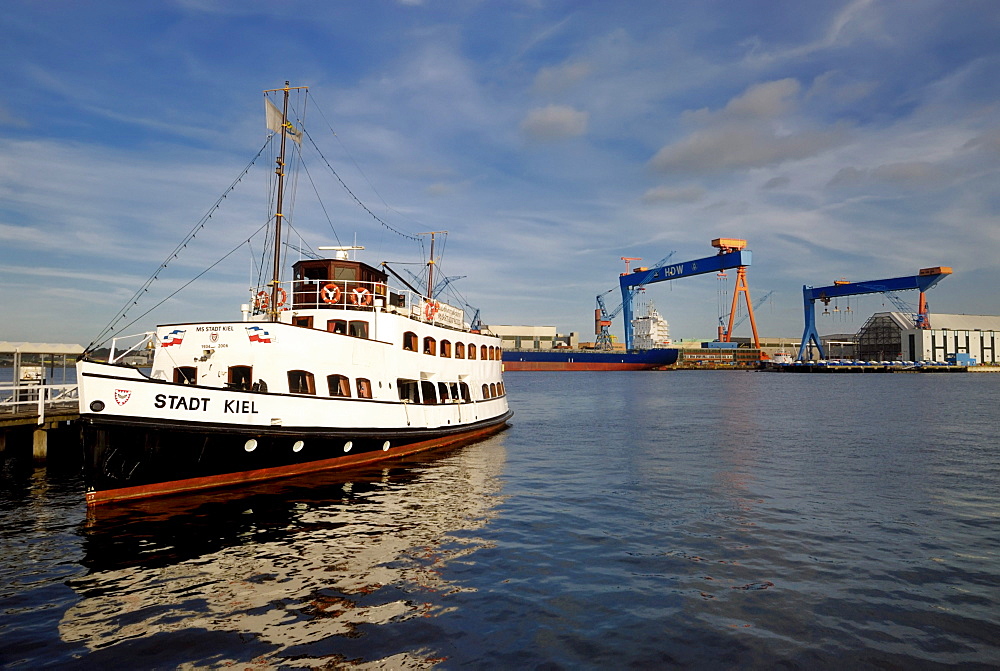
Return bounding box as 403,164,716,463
0,382,80,460
2,341,85,462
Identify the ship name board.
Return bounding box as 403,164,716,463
152,394,260,414
224,399,259,414
155,394,211,411
436,302,465,329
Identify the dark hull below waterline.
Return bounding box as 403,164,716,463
80,412,512,505
502,348,678,371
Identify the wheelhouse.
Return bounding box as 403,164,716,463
291,258,393,310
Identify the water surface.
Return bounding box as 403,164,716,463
1,371,998,668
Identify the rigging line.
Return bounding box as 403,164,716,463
298,154,343,248
87,139,271,351
247,236,259,287
436,232,449,270
281,221,321,259
308,93,400,224
301,126,422,243
90,223,271,351
307,94,425,265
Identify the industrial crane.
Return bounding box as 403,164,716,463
594,252,676,350
399,269,466,299
619,239,758,350
797,266,952,360
719,290,774,341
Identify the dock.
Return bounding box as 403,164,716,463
1,341,84,462
765,363,1000,373
0,382,80,460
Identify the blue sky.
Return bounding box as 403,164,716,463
2,0,999,347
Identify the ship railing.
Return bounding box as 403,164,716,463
276,278,393,312
266,279,466,328
108,331,157,365
0,382,79,424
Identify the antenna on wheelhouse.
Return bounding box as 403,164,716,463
264,80,307,322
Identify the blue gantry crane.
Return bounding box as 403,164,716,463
594,251,676,350
797,266,952,361
617,239,758,350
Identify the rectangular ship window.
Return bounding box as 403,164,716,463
357,378,373,399
288,370,316,395
327,374,351,397
174,366,197,384
397,378,419,403
228,365,252,390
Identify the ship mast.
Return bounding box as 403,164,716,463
264,81,307,321
422,231,446,299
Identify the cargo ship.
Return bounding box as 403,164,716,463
502,299,677,371
502,347,678,371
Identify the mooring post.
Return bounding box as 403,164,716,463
32,428,47,461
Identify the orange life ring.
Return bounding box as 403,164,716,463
275,287,287,307
424,300,439,320
322,283,341,304
254,290,269,311
350,287,373,306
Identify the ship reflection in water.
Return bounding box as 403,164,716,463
59,435,508,668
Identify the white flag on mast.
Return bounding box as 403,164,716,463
265,97,302,144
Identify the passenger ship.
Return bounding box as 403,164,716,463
76,84,512,505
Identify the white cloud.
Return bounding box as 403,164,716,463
532,62,591,96
723,78,801,118
649,77,854,175
650,121,847,174
642,185,705,204
0,101,29,128
743,0,881,65
426,182,454,196
520,105,589,141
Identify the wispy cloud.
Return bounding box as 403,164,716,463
520,105,589,141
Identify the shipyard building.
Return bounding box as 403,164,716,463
485,325,579,350
854,312,1000,363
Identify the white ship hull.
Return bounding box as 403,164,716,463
79,296,511,504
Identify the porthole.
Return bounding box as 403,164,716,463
382,441,391,451
292,440,304,453
90,400,105,412
244,439,258,452
344,441,353,453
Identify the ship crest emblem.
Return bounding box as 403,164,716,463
114,389,131,406
210,332,219,343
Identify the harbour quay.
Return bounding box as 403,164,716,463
767,361,1000,373
0,341,82,463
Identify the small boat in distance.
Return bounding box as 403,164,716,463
76,83,512,505
770,351,795,365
